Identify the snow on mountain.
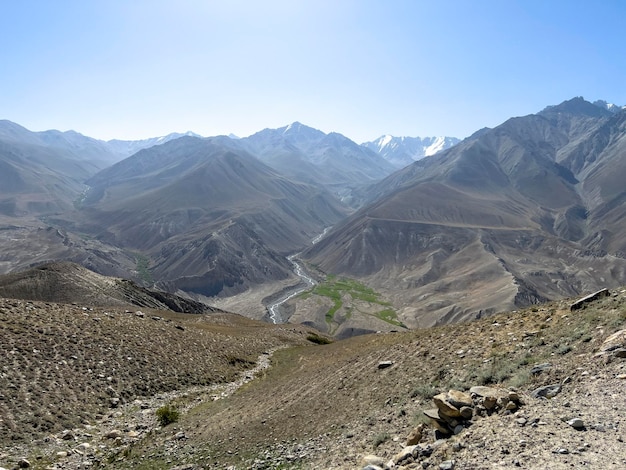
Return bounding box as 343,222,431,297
593,100,626,114
106,131,203,159
362,135,460,169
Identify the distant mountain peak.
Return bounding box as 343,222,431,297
362,134,460,169
540,97,613,118
280,121,324,137
593,99,626,114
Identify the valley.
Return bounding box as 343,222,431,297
2,98,626,469
2,99,626,333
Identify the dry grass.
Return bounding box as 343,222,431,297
112,288,626,468
0,298,314,445
2,289,626,469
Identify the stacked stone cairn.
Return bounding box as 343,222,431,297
424,386,523,437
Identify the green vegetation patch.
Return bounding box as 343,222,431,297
134,253,154,284
156,405,179,426
311,275,401,327
306,333,333,345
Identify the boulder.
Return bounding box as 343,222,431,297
446,390,473,409
406,423,424,445
424,409,452,434
392,445,417,465
433,393,461,417
360,455,386,467
469,386,506,399
459,406,473,419
530,363,552,375
570,288,609,311
567,418,585,430
531,384,561,399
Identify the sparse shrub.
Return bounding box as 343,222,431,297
507,370,530,389
410,383,438,400
156,405,179,426
373,432,391,448
306,333,332,345
556,344,572,355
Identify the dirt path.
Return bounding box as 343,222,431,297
4,348,286,470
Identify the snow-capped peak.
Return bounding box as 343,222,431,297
362,134,460,169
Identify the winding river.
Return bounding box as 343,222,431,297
267,227,331,323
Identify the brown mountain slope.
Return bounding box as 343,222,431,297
66,136,349,299
0,261,221,313
301,98,626,327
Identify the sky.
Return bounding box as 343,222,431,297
2,0,626,143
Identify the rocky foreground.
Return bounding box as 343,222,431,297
1,289,626,469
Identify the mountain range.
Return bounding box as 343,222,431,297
1,97,626,332
302,97,626,327
362,135,460,168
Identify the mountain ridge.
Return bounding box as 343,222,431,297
301,97,626,327
362,134,461,168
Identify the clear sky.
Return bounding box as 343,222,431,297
2,0,626,143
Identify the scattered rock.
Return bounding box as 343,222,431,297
530,363,552,375
378,361,393,369
17,459,30,468
406,423,425,445
439,460,455,470
530,384,562,399
567,418,585,430
105,429,123,439
361,454,386,467
392,445,417,465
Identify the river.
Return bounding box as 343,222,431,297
266,227,331,323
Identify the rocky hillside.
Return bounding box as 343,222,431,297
302,98,626,327
0,261,221,313
2,286,625,469
0,297,320,461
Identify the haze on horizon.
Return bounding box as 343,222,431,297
2,0,626,143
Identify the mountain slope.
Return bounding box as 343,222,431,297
0,121,122,217
242,122,396,198
301,98,626,326
0,261,222,312
72,136,349,301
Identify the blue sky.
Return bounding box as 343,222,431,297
2,0,625,142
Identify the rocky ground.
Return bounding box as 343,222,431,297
2,288,626,469
0,298,319,469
